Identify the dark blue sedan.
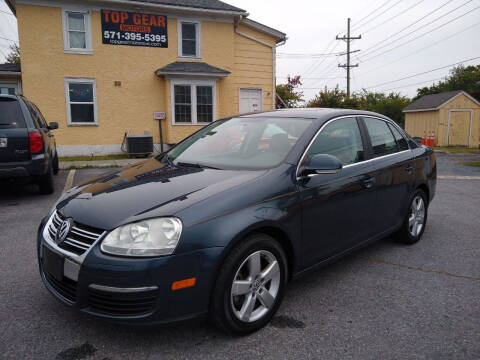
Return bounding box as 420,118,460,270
38,109,436,334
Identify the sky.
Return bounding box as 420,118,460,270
1,0,479,101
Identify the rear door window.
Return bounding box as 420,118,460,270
388,123,409,151
364,117,398,157
0,98,26,128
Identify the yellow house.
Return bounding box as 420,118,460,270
404,90,480,148
5,0,286,155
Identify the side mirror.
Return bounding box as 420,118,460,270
412,137,422,145
48,122,59,130
299,154,343,177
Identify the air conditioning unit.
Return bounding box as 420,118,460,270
126,135,153,158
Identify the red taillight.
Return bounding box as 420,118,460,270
28,131,43,154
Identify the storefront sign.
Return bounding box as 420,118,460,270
101,10,168,48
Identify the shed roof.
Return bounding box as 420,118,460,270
403,90,480,112
155,61,230,77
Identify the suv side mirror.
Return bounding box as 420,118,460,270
48,122,59,130
299,154,342,176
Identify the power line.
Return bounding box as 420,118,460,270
0,9,15,16
0,35,17,42
380,76,447,92
301,40,340,78
364,55,480,89
358,21,480,76
358,0,455,58
360,6,479,62
351,0,395,31
361,0,425,34
353,0,404,32
276,50,346,58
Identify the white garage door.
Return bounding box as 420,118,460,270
239,88,262,114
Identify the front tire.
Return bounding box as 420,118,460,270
52,152,59,175
396,189,428,244
210,233,288,335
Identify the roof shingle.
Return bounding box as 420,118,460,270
126,0,245,13
403,90,464,111
156,61,230,76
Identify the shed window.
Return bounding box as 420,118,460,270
65,78,97,125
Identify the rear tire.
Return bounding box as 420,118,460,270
37,166,54,195
210,233,288,335
52,152,59,175
395,189,428,244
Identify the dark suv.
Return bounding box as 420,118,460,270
0,94,59,194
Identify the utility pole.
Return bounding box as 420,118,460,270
336,18,361,97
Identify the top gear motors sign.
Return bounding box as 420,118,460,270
101,10,168,48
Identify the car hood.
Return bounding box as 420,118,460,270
57,158,266,230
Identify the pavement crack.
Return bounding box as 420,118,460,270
360,257,480,281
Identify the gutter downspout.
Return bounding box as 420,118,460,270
235,15,287,110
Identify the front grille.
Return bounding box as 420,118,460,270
88,287,158,316
48,211,104,256
43,271,77,303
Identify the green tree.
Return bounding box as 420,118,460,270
5,43,20,64
415,65,480,101
276,75,304,108
306,87,411,127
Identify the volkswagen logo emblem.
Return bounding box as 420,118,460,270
55,218,73,244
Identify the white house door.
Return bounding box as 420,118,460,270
239,88,262,114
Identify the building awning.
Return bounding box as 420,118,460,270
155,61,230,78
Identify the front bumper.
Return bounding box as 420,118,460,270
37,220,223,324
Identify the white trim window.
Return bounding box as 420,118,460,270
62,10,92,54
65,78,98,125
171,80,216,125
178,19,201,58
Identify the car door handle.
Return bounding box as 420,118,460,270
363,178,375,189
404,165,413,173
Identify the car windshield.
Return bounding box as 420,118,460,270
163,117,313,170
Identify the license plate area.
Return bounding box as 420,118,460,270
0,137,7,148
42,245,64,281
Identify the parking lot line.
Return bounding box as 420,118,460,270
63,169,76,194
437,175,480,180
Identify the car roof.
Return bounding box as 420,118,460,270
238,108,391,122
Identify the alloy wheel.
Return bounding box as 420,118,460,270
408,195,425,237
230,250,281,323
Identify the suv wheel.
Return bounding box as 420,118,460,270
37,166,54,195
396,189,428,244
210,233,287,335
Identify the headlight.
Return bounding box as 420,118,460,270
101,217,182,257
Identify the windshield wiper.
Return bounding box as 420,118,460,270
176,162,220,170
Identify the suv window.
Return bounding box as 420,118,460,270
307,117,365,165
388,123,409,151
32,103,48,128
364,118,398,157
0,97,26,128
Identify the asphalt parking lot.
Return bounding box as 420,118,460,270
1,153,479,360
